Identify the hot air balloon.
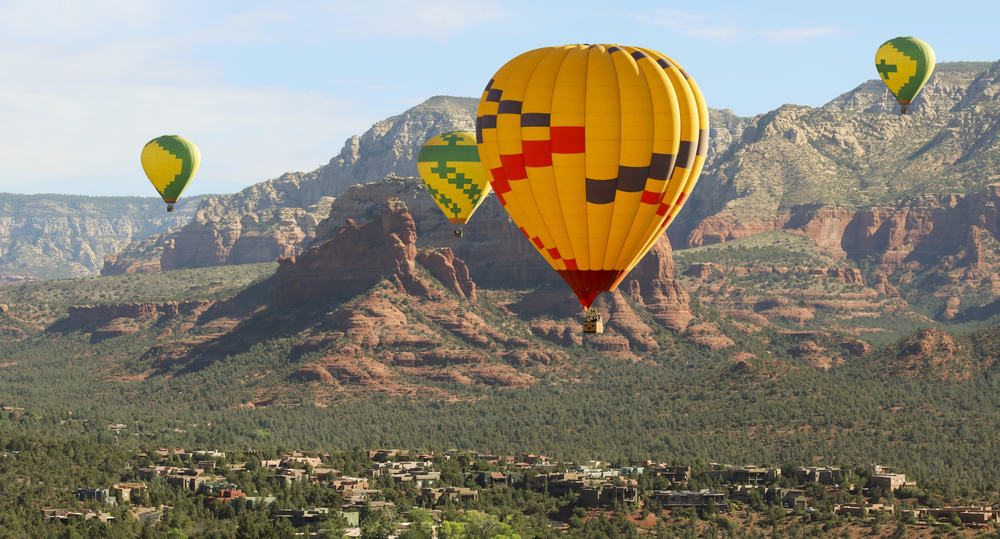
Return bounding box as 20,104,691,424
417,131,492,237
875,36,935,114
140,135,200,212
476,44,708,333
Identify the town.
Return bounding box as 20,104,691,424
20,440,1000,537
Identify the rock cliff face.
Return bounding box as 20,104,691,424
273,200,432,306
671,61,1000,246
681,183,1000,320
66,301,212,326
0,194,199,279
620,235,693,332
872,328,990,381
265,201,576,397
315,175,555,290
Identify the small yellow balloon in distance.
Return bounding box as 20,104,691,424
140,135,200,212
417,131,492,237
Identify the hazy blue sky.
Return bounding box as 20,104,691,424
0,0,996,196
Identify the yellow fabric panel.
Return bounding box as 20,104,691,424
140,142,183,194
477,50,524,252
612,48,681,269
551,46,591,269
522,46,575,268
584,45,620,270
495,48,560,268
602,46,653,269
625,52,709,275
619,47,699,273
664,74,710,229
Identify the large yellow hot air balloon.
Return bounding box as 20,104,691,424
417,131,492,237
140,135,200,212
476,44,708,333
875,36,935,114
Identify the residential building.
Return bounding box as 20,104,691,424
110,483,147,503
871,473,915,492
652,489,727,513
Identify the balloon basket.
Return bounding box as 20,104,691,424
583,308,604,334
453,226,463,238
166,203,174,212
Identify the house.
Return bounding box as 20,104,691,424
282,454,323,468
797,467,848,486
871,473,915,493
196,460,216,471
277,506,331,525
311,468,341,481
704,465,779,485
198,481,241,496
778,489,808,510
111,483,147,503
42,508,115,523
835,503,894,517
648,465,691,483
652,489,727,513
137,466,179,479
166,474,220,491
271,468,307,486
487,472,508,487
329,476,370,493
577,485,639,507
902,507,1000,525
73,488,115,505
418,487,479,504
209,489,247,502
369,449,400,462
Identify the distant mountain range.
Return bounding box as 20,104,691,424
4,61,1000,329
0,194,203,281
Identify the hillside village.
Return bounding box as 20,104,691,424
23,442,1000,537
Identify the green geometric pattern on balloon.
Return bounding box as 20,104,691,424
154,135,199,201
425,184,461,217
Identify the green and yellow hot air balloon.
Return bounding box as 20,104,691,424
140,135,200,212
417,131,492,237
875,36,935,114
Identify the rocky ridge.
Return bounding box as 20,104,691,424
0,194,200,280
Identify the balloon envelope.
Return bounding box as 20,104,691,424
875,36,935,113
141,135,200,206
417,131,492,225
476,44,708,309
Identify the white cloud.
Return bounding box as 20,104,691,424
316,0,508,40
0,0,159,41
631,9,837,43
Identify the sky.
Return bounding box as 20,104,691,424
0,0,997,197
